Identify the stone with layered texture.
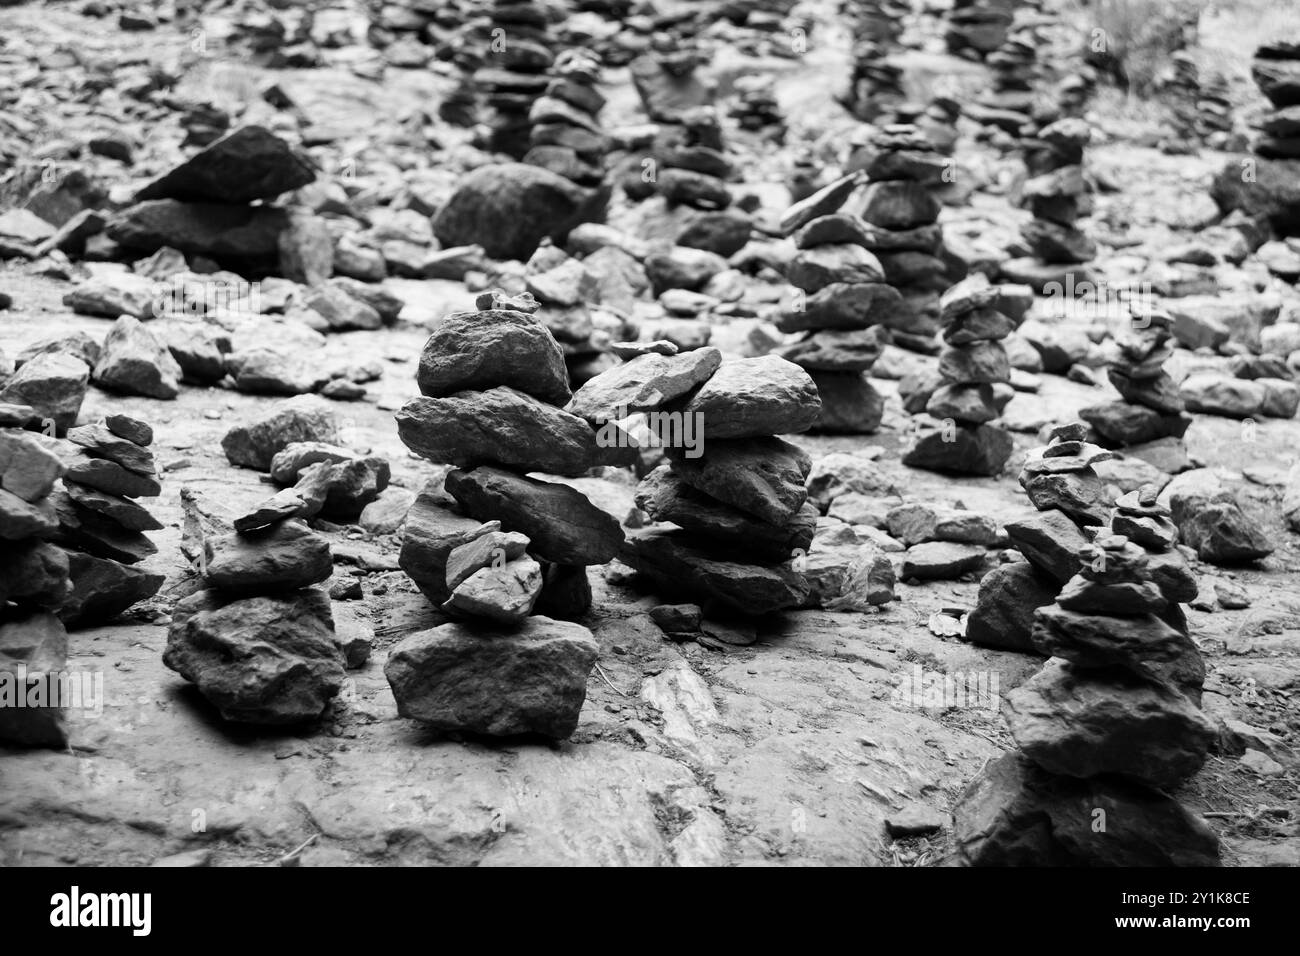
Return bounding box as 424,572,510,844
384,616,598,739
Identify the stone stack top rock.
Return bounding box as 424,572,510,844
133,126,316,205
473,0,557,158
1251,35,1300,158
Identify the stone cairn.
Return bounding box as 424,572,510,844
964,421,1119,653
969,22,1038,142
389,290,614,739
164,495,346,725
1251,38,1300,160
774,175,890,434
840,0,908,124
526,47,610,188
729,75,785,142
55,414,165,628
952,482,1218,866
656,107,734,212
946,0,1015,60
1081,305,1192,456
615,355,821,617
474,0,555,159
1004,117,1095,293
848,124,950,351
1159,52,1233,147
0,424,73,747
902,274,1015,477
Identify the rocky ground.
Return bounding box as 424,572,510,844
1,0,1298,866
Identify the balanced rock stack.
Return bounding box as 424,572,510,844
0,425,72,747
729,75,786,140
953,486,1219,866
964,422,1110,653
844,40,905,124
525,48,609,188
106,126,317,275
847,124,951,350
946,0,1015,59
1162,52,1205,145
774,176,890,434
474,0,555,159
1251,37,1300,160
388,290,611,739
840,0,908,125
1081,305,1192,460
615,355,820,617
1005,118,1095,291
970,25,1038,138
164,505,346,725
902,275,1015,477
53,415,166,628
655,108,734,211
1195,69,1234,142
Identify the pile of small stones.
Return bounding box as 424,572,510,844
0,424,73,747
903,274,1016,476
55,414,165,627
617,355,821,616
526,48,610,188
775,175,890,434
164,500,347,725
847,124,951,351
474,0,556,159
1250,37,1300,159
1004,117,1096,292
390,290,617,738
953,483,1218,866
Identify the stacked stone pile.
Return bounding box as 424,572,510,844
1003,117,1095,291
953,485,1218,866
968,24,1038,138
964,422,1115,652
946,0,1015,59
603,354,821,616
846,124,952,351
773,176,890,434
902,274,1016,476
164,501,346,725
1210,37,1300,237
473,0,556,158
839,0,908,123
387,290,617,738
0,349,91,437
526,48,610,188
729,75,785,140
1081,305,1193,459
54,414,165,628
1251,37,1300,160
0,424,72,747
655,108,734,211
